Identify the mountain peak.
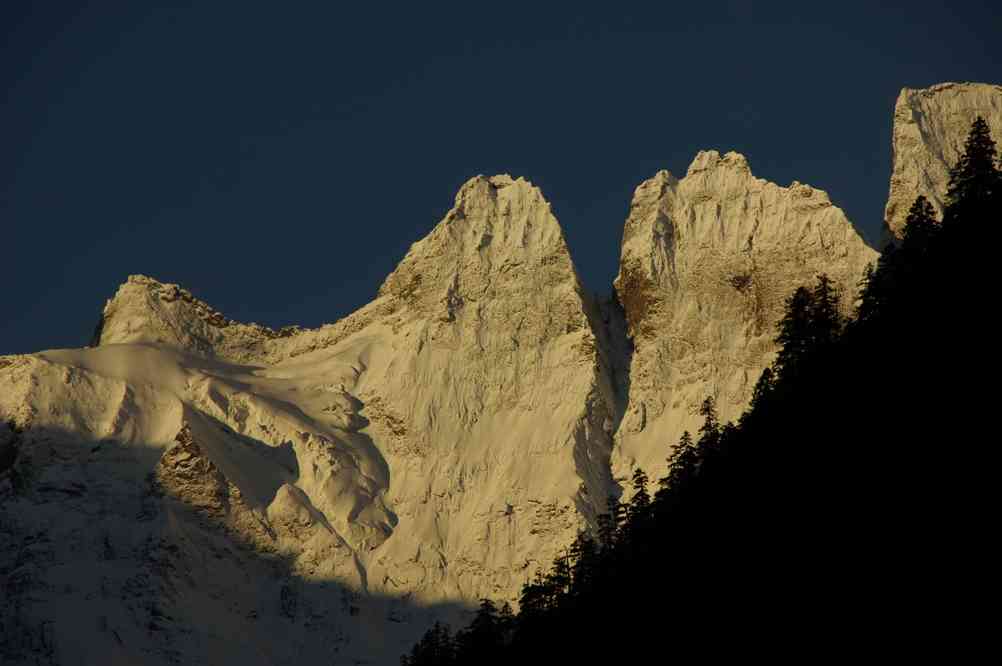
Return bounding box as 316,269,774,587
378,173,581,321
614,148,876,482
686,150,751,176
93,274,301,362
885,81,1002,238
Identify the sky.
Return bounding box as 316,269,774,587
3,1,1001,354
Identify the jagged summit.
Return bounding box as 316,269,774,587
613,149,877,483
885,82,1002,239
685,149,752,176
379,173,585,324
93,274,304,362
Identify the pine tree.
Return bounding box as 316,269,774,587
698,396,720,448
568,532,598,595
774,286,814,379
659,430,698,496
945,116,1000,220
596,493,624,549
901,196,939,254
455,599,500,662
808,274,841,348
496,602,515,645
629,467,650,518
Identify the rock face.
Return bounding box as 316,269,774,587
884,82,1002,239
0,175,617,664
613,151,877,483
19,78,1002,660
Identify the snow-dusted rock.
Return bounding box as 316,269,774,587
18,77,1002,658
612,151,877,485
884,82,1002,239
0,174,617,664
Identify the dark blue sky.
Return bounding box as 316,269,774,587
4,1,1000,354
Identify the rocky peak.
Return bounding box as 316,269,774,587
613,150,877,483
884,82,1002,239
378,174,586,331
94,274,302,363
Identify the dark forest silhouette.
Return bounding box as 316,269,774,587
401,117,1001,664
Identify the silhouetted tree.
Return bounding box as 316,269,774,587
945,116,1000,222
808,273,841,348
774,285,814,379
628,468,650,518
901,195,940,254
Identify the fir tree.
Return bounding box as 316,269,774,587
629,467,650,517
901,195,939,254
596,493,624,549
808,274,841,348
945,116,1000,220
774,285,814,378
697,396,720,448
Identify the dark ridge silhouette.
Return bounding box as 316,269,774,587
401,117,1002,664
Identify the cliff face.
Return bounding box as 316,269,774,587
1,175,617,665
884,82,1002,239
613,151,876,484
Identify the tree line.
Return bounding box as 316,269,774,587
401,117,1001,664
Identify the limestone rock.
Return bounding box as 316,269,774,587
613,151,877,484
884,82,1002,239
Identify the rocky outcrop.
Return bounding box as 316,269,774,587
884,82,1002,239
613,151,877,484
93,274,304,363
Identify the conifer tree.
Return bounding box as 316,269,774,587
455,599,501,662
698,396,720,448
568,532,597,595
659,430,698,496
774,286,814,379
901,195,939,254
629,467,650,517
808,274,841,348
945,116,1000,220
596,493,624,549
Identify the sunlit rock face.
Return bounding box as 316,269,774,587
0,174,617,664
612,151,877,486
10,80,1002,662
884,82,1002,239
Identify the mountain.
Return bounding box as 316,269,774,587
613,151,876,483
2,175,618,664
884,82,1002,239
1,82,993,665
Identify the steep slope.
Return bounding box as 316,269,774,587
612,151,877,483
1,175,617,664
884,82,1002,239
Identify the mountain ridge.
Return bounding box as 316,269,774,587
3,81,996,665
